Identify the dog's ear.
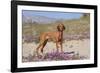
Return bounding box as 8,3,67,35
63,25,65,30
57,25,60,31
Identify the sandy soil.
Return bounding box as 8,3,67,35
22,39,90,59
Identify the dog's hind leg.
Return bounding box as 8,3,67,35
36,39,48,55
36,44,41,55
40,39,48,53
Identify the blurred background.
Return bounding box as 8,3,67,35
22,10,90,43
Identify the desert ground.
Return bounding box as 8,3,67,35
22,39,90,62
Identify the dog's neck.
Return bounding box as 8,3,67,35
58,31,63,39
58,31,63,34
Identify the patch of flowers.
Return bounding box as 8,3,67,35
22,51,87,62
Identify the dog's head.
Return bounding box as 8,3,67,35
57,23,65,31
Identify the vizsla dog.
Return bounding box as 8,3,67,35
36,23,65,55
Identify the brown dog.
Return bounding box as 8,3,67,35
36,23,65,55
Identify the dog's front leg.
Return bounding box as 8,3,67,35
58,42,63,53
56,42,63,53
56,42,59,53
60,42,63,52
